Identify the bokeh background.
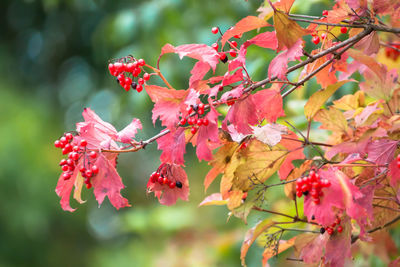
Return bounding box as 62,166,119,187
0,0,399,266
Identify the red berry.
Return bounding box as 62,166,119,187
91,165,99,174
229,49,237,57
162,177,169,185
326,227,334,235
313,198,321,205
85,170,93,178
67,159,74,166
196,119,203,126
169,181,176,189
296,191,303,198
54,140,62,148
89,151,97,159
157,176,164,184
202,118,209,126
62,148,69,155
397,161,400,168
86,183,92,189
65,133,73,140
312,36,320,45
60,136,67,144
322,10,328,16
126,63,135,72
108,63,116,75
190,127,197,134
211,43,219,51
321,33,327,40
59,159,67,166
188,117,196,125
198,103,205,111
337,226,343,233
62,172,71,180
340,26,348,34
179,117,187,125
211,27,219,34
143,73,150,81
138,59,145,66
397,154,400,161
79,166,86,173
80,139,87,147
123,84,130,91
73,146,79,152
138,78,144,85
136,84,143,92
219,52,227,63
230,41,238,47
61,165,69,171
234,34,240,39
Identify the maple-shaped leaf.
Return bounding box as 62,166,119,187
303,168,366,227
304,80,351,120
204,141,238,192
366,139,398,165
91,153,130,209
221,16,270,48
198,193,227,206
160,43,219,71
195,102,220,161
278,131,305,180
268,39,303,80
147,164,189,206
189,61,210,90
157,128,186,165
252,87,285,123
243,31,278,50
145,85,189,129
55,165,81,212
241,219,275,267
314,107,349,133
222,139,288,194
333,90,365,111
251,123,287,147
295,233,328,264
273,10,307,52
225,94,259,135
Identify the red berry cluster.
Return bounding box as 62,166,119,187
320,217,343,235
54,133,99,189
210,26,240,63
149,171,182,189
311,26,348,45
396,154,400,168
295,170,331,204
108,56,149,92
385,44,400,61
179,103,209,134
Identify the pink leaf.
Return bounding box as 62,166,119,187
160,43,219,71
147,164,189,206
195,102,220,161
268,39,303,80
145,85,188,129
157,128,186,165
354,102,382,127
80,107,118,137
366,139,398,165
222,69,244,87
389,158,400,187
354,31,380,55
221,16,270,48
300,234,329,264
189,61,210,89
199,193,227,206
278,131,305,180
324,221,352,267
225,94,259,135
55,167,79,212
116,118,142,143
252,88,285,123
92,153,130,209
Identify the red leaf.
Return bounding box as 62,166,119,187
324,221,352,267
278,131,305,180
160,43,219,71
268,39,303,80
225,94,259,135
366,139,398,165
92,153,130,209
116,118,142,144
221,16,270,48
189,61,210,89
222,69,244,87
147,164,189,206
157,128,186,165
389,158,400,187
195,103,220,161
145,85,189,129
252,88,285,123
55,166,79,212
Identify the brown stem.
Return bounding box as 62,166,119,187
252,206,317,225
281,137,333,147
144,64,174,90
351,215,400,243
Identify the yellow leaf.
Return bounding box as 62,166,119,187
199,193,228,206
314,107,348,133
333,91,365,111
273,10,307,51
304,80,351,120
73,173,86,204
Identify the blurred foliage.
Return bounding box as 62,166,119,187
1,0,398,266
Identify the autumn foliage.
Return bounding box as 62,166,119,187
54,0,400,266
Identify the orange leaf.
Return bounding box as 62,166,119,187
273,10,307,51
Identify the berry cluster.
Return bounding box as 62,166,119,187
320,217,343,235
210,26,239,63
397,154,400,168
295,170,331,204
149,171,182,189
310,26,348,45
179,103,209,134
54,133,99,189
108,56,150,92
385,44,400,61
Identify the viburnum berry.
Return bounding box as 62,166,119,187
190,126,197,134
61,165,69,171
80,139,87,147
322,10,328,16
321,33,327,40
86,183,92,189
230,41,238,47
131,81,138,90
337,226,343,233
196,118,203,126
229,49,237,57
211,43,219,51
89,151,97,159
85,170,93,178
54,140,62,148
59,159,67,166
312,36,320,45
202,118,209,126
219,52,228,63
179,117,187,125
138,59,145,66
136,84,143,92
157,176,164,184
169,181,176,189
211,27,219,34
320,227,326,234
143,73,150,81
62,172,71,180
234,34,240,39
326,227,334,235
91,165,99,174
340,26,348,34
175,181,182,188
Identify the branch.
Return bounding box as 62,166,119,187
351,215,400,243
252,206,318,225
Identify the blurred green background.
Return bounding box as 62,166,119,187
0,0,397,266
